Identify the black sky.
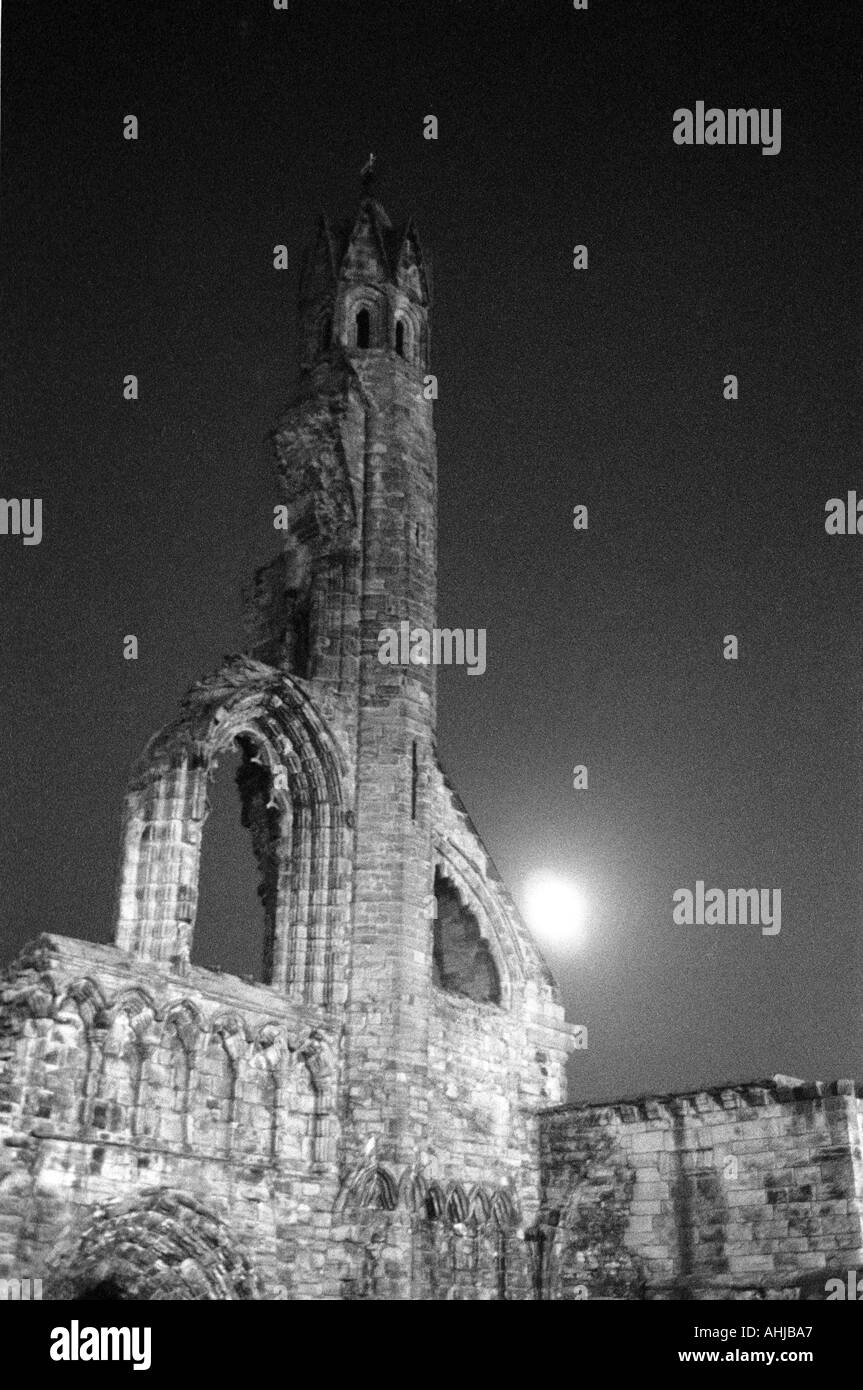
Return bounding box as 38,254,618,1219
1,0,861,1101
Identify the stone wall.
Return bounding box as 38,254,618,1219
538,1077,863,1300
0,934,340,1299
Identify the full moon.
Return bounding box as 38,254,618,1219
524,874,589,946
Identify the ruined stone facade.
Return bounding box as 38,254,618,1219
0,191,572,1300
1,190,860,1299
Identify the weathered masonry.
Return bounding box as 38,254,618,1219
1,183,860,1299
537,1078,863,1300
0,185,573,1300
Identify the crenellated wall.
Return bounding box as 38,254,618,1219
537,1079,863,1300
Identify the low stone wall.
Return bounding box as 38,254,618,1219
537,1078,863,1300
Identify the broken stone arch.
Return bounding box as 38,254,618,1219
432,842,519,1008
48,1189,263,1301
114,659,350,1006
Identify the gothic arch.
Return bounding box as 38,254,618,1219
115,660,350,1007
91,991,156,1138
342,288,383,350
425,1181,445,1220
432,833,552,1008
392,305,419,364
446,1182,469,1225
432,848,512,1007
56,977,107,1034
490,1187,519,1230
153,1001,201,1148
468,1186,492,1226
333,1162,411,1299
201,1013,246,1156
293,1026,337,1165
399,1170,428,1215
43,1001,90,1130
242,1022,286,1161
335,1161,401,1217
162,998,202,1049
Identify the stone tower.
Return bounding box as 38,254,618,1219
257,187,442,1171
0,182,574,1300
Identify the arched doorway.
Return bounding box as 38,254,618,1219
51,1189,262,1301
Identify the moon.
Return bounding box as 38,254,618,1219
524,874,589,946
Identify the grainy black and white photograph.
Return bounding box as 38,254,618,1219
0,0,861,1350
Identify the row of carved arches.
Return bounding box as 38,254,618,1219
337,1163,519,1228
334,1164,529,1300
2,977,336,1167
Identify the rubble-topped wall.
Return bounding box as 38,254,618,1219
0,934,340,1299
538,1077,863,1300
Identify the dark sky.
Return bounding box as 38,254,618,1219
1,0,861,1103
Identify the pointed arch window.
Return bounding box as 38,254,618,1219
432,870,501,1005
193,737,275,984
395,320,405,357
355,308,370,349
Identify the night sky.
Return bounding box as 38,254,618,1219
1,0,860,1103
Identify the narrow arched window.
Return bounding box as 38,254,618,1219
193,738,276,984
432,870,501,1005
356,308,370,349
319,315,332,351
395,320,405,357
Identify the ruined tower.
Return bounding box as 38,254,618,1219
259,185,443,1169
0,181,573,1300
